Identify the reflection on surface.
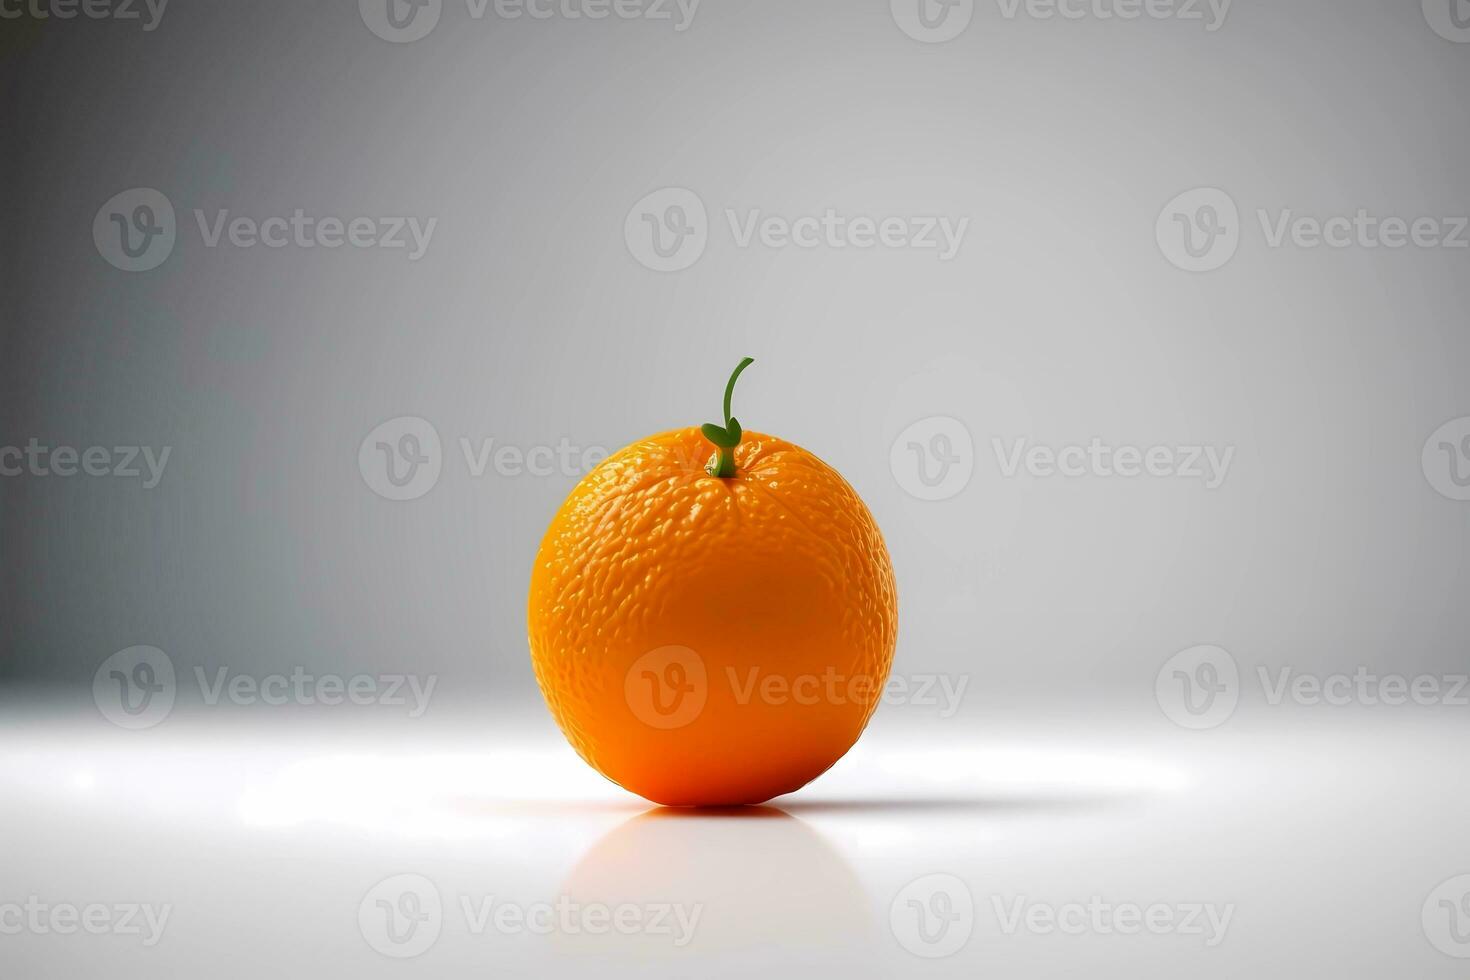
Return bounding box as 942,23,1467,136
555,805,883,975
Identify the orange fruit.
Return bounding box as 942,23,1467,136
527,359,898,806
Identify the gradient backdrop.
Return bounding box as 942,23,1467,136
4,0,1467,707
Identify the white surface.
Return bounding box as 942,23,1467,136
3,707,1467,977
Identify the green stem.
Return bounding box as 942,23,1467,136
723,357,753,423
711,448,737,479
704,357,755,478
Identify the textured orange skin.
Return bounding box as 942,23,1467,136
528,427,898,806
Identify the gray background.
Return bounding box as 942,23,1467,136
2,0,1467,718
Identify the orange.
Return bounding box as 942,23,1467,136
527,359,898,806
